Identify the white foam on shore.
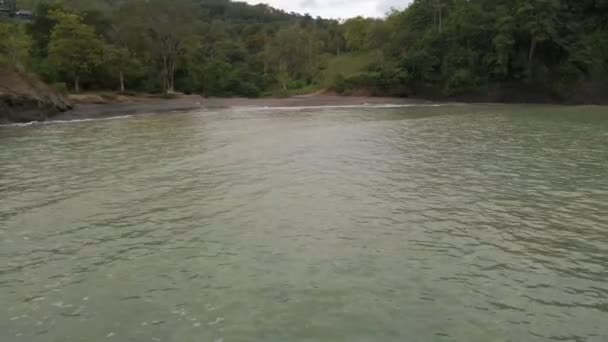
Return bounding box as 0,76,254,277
238,103,449,111
0,115,133,127
0,103,454,127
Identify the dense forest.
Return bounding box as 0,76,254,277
1,0,607,101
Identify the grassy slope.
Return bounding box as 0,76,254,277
320,51,376,88
274,51,376,97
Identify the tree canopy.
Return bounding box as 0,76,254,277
0,21,31,67
47,10,104,92
2,0,607,101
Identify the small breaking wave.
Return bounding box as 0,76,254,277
241,103,449,111
0,115,134,128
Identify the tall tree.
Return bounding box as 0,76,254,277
26,2,64,58
47,10,104,92
0,22,32,68
118,0,200,93
516,0,560,76
104,45,142,92
269,24,320,88
343,17,374,51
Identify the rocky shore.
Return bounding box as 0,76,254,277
0,68,72,124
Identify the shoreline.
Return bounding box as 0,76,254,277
49,95,431,122
5,94,605,126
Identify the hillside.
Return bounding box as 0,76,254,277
2,0,607,103
0,67,71,123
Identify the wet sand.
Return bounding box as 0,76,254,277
51,95,427,121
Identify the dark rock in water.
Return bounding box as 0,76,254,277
0,68,72,123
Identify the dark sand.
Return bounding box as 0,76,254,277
51,95,427,121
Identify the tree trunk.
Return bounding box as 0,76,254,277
528,37,537,76
168,75,175,93
439,6,443,33
161,55,169,93
119,71,125,93
74,76,80,93
168,59,176,93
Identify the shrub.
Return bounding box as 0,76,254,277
51,82,68,95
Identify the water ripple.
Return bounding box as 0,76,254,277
1,104,607,341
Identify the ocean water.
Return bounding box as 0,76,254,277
1,104,607,341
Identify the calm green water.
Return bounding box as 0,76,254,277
1,104,607,342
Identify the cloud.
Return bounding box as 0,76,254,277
299,0,319,8
377,0,409,15
242,0,412,18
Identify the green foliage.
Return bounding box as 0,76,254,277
343,17,372,51
361,0,608,98
322,52,377,87
342,17,387,52
334,70,404,97
269,24,322,85
10,0,608,100
27,2,65,58
47,10,104,92
0,22,32,67
116,0,201,93
102,44,144,92
50,82,69,95
584,31,608,74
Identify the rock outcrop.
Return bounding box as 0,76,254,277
0,67,72,123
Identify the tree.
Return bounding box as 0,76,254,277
9,0,608,100
0,22,32,68
104,45,142,92
490,6,516,78
516,0,560,76
269,25,320,89
343,17,375,51
118,0,200,93
26,2,64,59
431,0,453,34
326,20,346,55
47,11,104,92
104,16,144,93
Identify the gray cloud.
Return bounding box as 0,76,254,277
299,0,319,8
377,0,409,14
243,0,412,18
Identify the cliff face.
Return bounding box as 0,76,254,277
0,68,72,123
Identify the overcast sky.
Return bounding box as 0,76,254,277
242,0,411,19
